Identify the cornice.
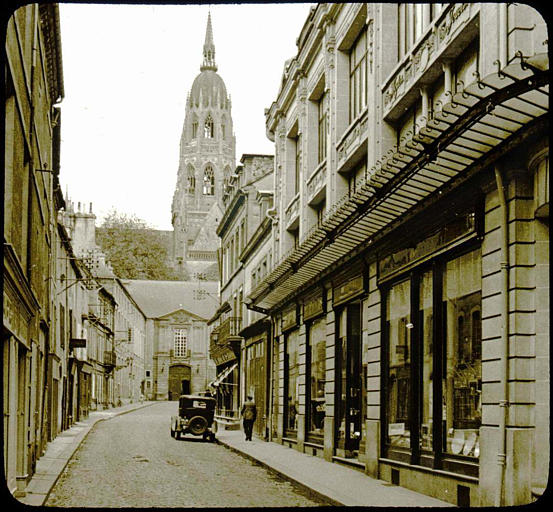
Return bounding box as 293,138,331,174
216,190,246,237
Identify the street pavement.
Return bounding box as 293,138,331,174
14,400,453,508
39,402,325,508
216,429,453,507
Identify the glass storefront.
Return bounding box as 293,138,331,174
443,250,482,457
307,317,326,439
383,246,482,475
284,328,299,434
385,279,411,449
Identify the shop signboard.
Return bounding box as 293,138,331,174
333,275,364,307
379,212,476,281
303,293,324,321
281,305,297,332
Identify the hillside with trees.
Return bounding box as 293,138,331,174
96,210,187,281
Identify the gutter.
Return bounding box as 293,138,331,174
494,163,510,507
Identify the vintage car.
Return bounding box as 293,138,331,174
170,394,217,441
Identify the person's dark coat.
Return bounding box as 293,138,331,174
241,399,257,421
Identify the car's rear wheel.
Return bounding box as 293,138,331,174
188,415,208,436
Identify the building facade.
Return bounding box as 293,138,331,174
171,12,235,280
210,154,274,428
97,277,147,406
249,3,548,506
123,280,218,400
3,3,64,496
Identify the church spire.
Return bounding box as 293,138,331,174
200,11,217,72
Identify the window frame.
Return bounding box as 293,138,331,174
349,28,368,123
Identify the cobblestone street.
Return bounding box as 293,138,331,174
45,402,325,507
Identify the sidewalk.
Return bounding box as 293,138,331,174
216,429,454,507
17,401,155,507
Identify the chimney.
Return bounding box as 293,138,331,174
89,202,93,214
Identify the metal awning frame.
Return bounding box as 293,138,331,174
248,53,549,312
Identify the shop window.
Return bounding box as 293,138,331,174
385,279,411,448
307,318,326,438
420,270,433,451
284,329,300,434
443,250,482,455
383,246,482,473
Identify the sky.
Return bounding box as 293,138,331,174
58,2,313,230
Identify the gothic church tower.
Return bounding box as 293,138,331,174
171,12,235,279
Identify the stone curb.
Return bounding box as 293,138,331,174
18,402,156,507
215,438,343,507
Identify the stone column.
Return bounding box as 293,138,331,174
323,287,336,461
365,261,382,477
296,321,307,452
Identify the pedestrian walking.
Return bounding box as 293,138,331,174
241,395,257,441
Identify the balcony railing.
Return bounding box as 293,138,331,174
284,193,300,229
103,350,116,368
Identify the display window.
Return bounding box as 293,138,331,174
443,250,482,457
307,317,326,440
382,246,482,475
284,328,300,435
385,279,411,449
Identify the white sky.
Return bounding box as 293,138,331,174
59,2,312,230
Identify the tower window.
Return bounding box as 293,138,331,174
204,115,214,138
187,166,195,194
192,121,198,139
203,165,215,195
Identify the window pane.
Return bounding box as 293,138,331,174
420,270,433,451
443,249,482,458
386,279,411,448
308,318,326,435
285,329,300,432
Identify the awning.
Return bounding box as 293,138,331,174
248,52,549,312
208,362,238,389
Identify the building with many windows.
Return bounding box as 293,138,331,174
209,154,274,429
248,3,548,506
3,3,64,497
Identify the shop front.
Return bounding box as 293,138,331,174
241,318,271,438
209,343,240,428
378,209,483,487
303,291,326,452
332,271,366,460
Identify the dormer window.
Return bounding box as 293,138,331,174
204,115,214,138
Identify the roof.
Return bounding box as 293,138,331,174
123,279,219,320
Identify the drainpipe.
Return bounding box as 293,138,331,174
499,3,508,67
494,164,510,507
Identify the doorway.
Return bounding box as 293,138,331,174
335,302,362,455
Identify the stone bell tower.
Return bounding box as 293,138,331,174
171,12,236,279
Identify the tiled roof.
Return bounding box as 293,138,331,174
122,279,219,320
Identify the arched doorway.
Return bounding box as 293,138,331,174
168,364,191,400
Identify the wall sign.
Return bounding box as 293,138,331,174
213,347,236,366
281,306,298,332
379,212,476,280
303,294,324,321
333,275,364,307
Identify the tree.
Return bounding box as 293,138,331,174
96,209,186,281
